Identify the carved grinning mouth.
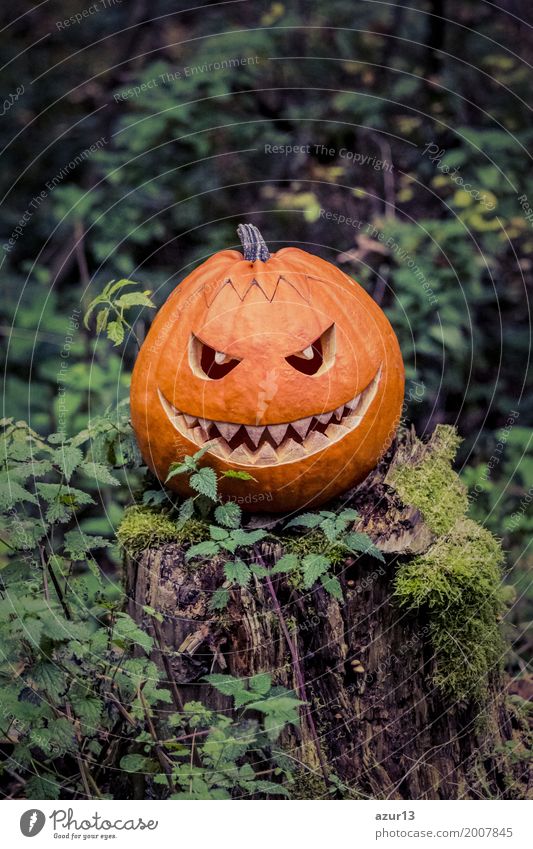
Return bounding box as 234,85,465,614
158,367,381,467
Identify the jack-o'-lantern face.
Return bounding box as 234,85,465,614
131,225,404,512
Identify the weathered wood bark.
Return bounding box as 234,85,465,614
126,429,530,800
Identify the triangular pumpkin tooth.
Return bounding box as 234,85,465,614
228,444,255,464
345,394,361,411
267,423,289,445
216,422,241,442
291,416,313,439
334,405,344,421
316,412,332,425
244,425,265,447
183,414,198,428
325,423,350,441
303,431,330,452
254,443,278,465
277,438,306,460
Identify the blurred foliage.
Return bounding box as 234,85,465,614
0,0,531,794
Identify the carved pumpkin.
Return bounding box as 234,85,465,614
130,224,404,512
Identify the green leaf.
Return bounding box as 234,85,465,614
222,469,257,481
214,501,242,528
190,467,217,500
53,445,83,481
245,695,305,714
113,613,153,653
270,553,299,575
205,674,246,697
208,586,230,611
95,307,110,333
26,775,61,800
223,559,251,587
120,754,153,773
114,291,155,309
178,497,194,524
0,476,38,509
209,525,230,541
107,320,125,346
166,461,190,482
230,529,267,547
185,540,220,561
31,662,66,698
321,573,343,601
284,513,323,530
64,529,111,560
249,672,272,695
343,532,385,562
79,461,120,486
252,780,289,797
301,554,331,589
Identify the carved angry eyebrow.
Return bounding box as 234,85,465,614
203,274,311,306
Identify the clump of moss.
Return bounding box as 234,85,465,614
394,517,505,701
288,769,328,800
391,424,468,535
117,506,209,556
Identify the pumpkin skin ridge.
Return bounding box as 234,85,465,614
130,232,405,512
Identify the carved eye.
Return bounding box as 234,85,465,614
286,325,336,376
189,334,240,380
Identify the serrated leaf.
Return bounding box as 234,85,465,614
79,461,120,486
205,674,246,697
222,469,257,481
185,540,220,561
95,307,110,333
210,525,230,541
343,532,385,562
31,662,66,698
190,467,217,500
26,775,60,800
249,672,272,695
53,445,84,482
120,753,153,773
64,529,111,560
230,529,267,547
113,614,153,653
166,461,190,482
284,513,323,530
301,554,331,589
321,573,343,601
223,559,251,587
270,553,299,575
0,476,38,509
107,320,125,346
114,291,155,309
208,587,230,611
214,501,242,528
177,497,194,524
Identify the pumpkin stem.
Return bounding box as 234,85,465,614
237,223,270,262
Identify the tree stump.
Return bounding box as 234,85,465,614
124,426,531,800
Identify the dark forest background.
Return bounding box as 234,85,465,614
0,0,531,799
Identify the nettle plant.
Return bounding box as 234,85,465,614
0,418,302,799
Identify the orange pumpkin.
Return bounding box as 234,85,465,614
130,224,404,512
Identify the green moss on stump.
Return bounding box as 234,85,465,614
117,506,209,556
391,424,468,535
394,517,505,701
